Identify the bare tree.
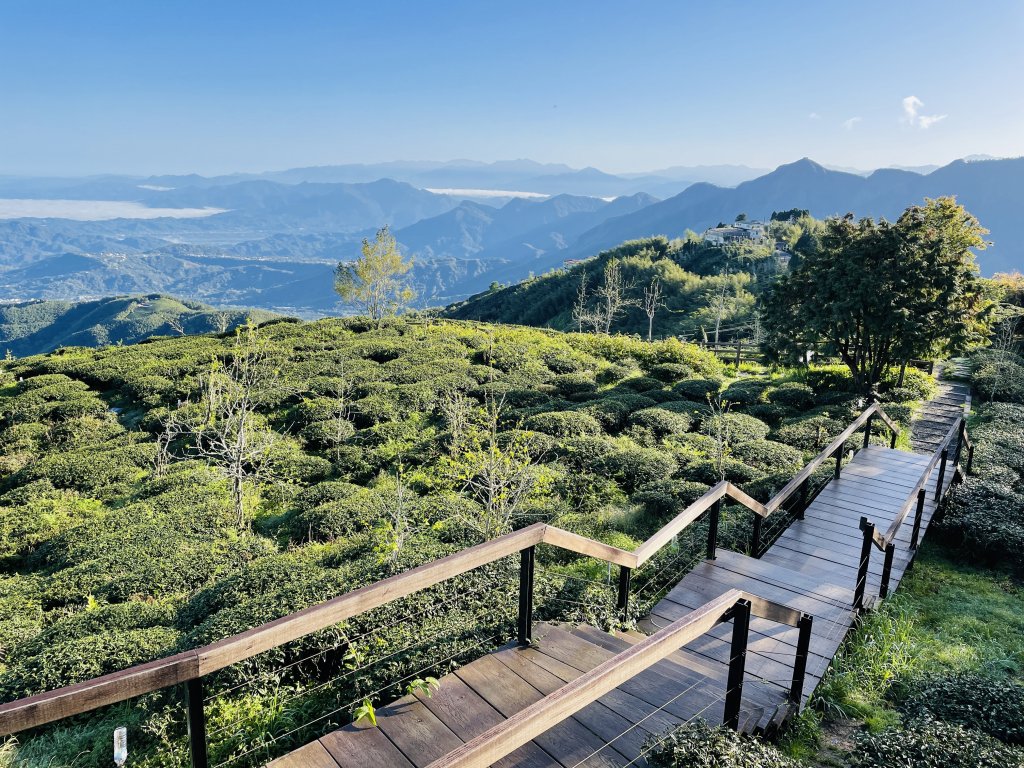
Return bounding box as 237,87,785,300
175,322,283,526
593,258,637,334
214,311,232,335
167,316,186,336
439,390,473,452
989,310,1023,402
704,395,733,481
441,397,546,540
571,272,591,333
642,277,665,341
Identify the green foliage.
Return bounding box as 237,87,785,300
940,478,1024,569
523,410,602,437
647,720,799,768
763,198,990,392
895,672,1024,744
853,718,1024,768
335,226,416,322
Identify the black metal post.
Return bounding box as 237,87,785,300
186,677,209,768
854,517,874,611
616,566,631,620
934,449,948,501
789,613,813,705
834,447,843,479
797,478,808,520
750,513,763,558
863,415,873,449
518,546,535,646
723,599,751,730
890,429,899,449
706,499,721,560
954,418,966,466
966,444,975,475
879,543,895,599
910,488,925,549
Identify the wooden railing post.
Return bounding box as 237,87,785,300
797,478,808,520
750,513,763,558
863,414,873,450
889,428,898,450
186,678,209,768
834,447,843,479
966,444,975,475
616,566,631,621
910,489,926,550
706,499,721,560
723,599,751,730
934,449,948,501
789,613,813,705
518,546,535,646
854,517,874,611
879,543,895,599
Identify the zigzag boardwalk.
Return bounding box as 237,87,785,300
0,397,973,768
270,436,966,765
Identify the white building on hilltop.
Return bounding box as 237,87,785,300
702,220,768,246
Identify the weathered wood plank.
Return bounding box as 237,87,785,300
318,727,413,768
267,739,341,768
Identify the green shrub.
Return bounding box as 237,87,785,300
0,625,181,699
774,414,848,452
648,363,694,383
767,381,816,410
683,458,766,486
702,412,771,446
853,718,1024,768
599,447,677,491
551,373,597,397
732,439,804,474
577,395,656,432
938,478,1024,570
647,720,798,768
629,407,693,438
881,366,937,401
802,365,856,394
632,479,710,517
672,378,721,401
290,485,389,542
973,359,1024,403
618,375,664,393
745,402,790,426
523,410,602,437
555,436,616,469
896,672,1024,744
721,379,770,405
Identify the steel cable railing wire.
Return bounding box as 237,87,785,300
204,570,511,703
210,630,508,768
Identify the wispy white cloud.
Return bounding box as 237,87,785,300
842,116,862,131
902,95,946,128
808,112,820,120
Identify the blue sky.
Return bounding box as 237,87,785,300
1,0,1022,176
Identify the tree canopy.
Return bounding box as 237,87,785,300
334,226,416,323
761,197,990,394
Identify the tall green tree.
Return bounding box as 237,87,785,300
762,197,990,394
335,226,416,324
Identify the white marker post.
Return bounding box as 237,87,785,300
114,727,128,766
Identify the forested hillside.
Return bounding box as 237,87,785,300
0,315,930,766
444,219,819,340
0,295,277,356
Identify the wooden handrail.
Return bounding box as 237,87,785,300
423,590,745,768
764,403,896,515
0,405,897,737
880,416,964,547
0,524,547,735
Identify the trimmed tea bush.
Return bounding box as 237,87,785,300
524,410,603,437
853,718,1024,768
897,672,1024,744
647,720,798,768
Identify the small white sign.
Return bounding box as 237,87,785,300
114,727,128,766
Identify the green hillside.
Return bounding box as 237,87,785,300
0,315,932,766
0,294,279,357
442,230,817,340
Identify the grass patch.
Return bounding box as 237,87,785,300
785,540,1024,762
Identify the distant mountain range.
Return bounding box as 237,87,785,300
0,155,1018,317
0,294,277,357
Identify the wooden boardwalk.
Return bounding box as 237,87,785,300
640,445,950,732
268,387,972,768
